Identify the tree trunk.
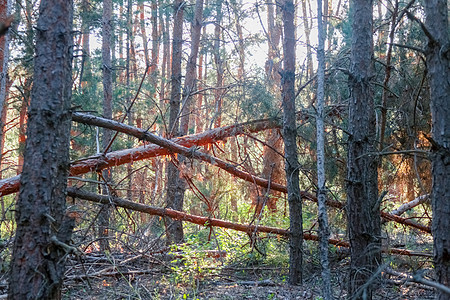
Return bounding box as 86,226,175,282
179,0,203,135
378,0,398,152
0,0,10,118
0,0,11,181
300,0,313,81
79,0,91,89
165,0,185,244
281,0,303,285
212,0,224,128
67,187,427,258
256,0,284,214
316,0,332,298
8,0,74,298
99,0,113,252
423,1,450,298
347,0,381,298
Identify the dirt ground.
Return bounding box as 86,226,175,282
55,251,436,300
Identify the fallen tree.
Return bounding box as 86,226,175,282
390,194,430,217
67,187,430,257
0,114,431,234
71,113,431,234
0,115,282,197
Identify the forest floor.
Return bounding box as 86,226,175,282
52,250,436,300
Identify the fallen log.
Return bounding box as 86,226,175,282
71,113,315,199
389,194,430,217
0,115,282,197
0,115,431,234
70,114,433,233
67,187,430,257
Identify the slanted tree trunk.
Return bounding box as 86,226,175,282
346,0,381,298
99,0,113,252
281,0,303,285
316,0,332,298
423,1,450,298
8,0,74,298
165,0,185,244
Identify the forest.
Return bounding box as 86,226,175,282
0,0,448,299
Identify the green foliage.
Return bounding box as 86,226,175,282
238,80,279,120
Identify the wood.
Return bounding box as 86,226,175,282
165,0,185,244
8,1,74,298
346,0,381,297
0,115,282,197
0,113,432,234
67,188,430,258
423,1,450,297
281,0,302,285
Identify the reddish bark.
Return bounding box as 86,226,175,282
67,187,429,258
0,113,432,234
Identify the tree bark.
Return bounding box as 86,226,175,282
79,0,92,89
179,0,203,135
67,187,428,258
212,0,224,128
257,0,284,214
281,0,303,285
316,0,332,298
378,0,398,152
0,113,433,234
347,0,381,298
423,1,450,298
99,0,113,252
8,0,74,298
0,0,11,181
165,0,185,244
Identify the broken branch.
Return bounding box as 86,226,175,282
67,187,430,257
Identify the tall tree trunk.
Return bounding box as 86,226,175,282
281,0,303,285
300,0,313,80
126,0,134,207
316,0,332,298
195,39,204,134
0,0,10,117
212,0,224,128
16,1,34,174
150,0,159,78
347,0,380,298
378,0,398,152
99,0,113,252
139,1,150,67
423,1,450,298
165,0,185,244
17,79,30,174
0,0,10,181
257,0,284,214
79,0,91,89
8,0,74,298
179,0,203,135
